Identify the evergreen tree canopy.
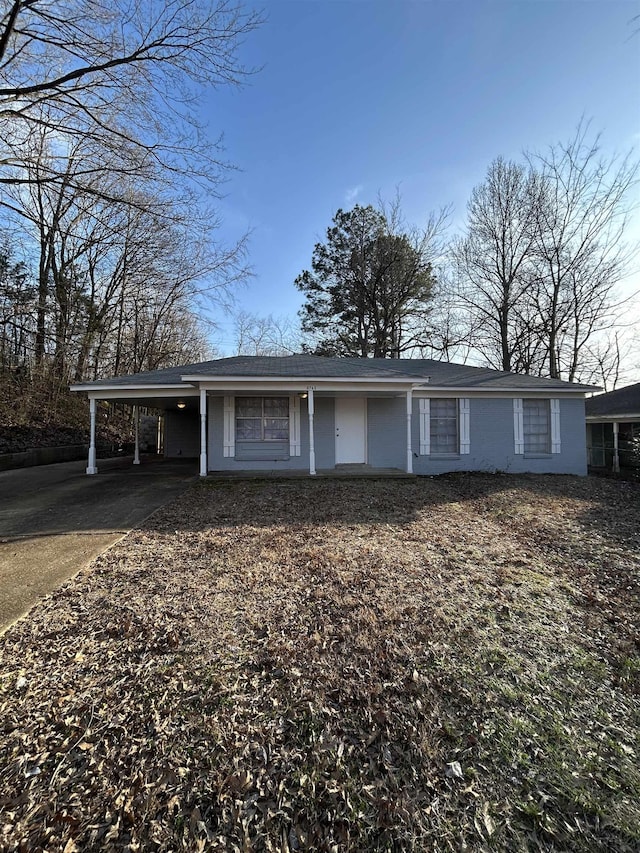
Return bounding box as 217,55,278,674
295,204,435,358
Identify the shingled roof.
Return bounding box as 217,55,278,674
77,354,595,392
585,382,640,418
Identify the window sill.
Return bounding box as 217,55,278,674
234,458,291,462
523,453,552,458
236,440,290,444
426,453,461,460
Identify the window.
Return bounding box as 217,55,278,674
430,398,458,453
419,398,470,455
224,396,300,459
523,399,550,453
236,397,289,442
514,398,560,455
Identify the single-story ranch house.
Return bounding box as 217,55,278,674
71,355,596,477
585,381,640,473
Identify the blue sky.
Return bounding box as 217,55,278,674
205,0,640,352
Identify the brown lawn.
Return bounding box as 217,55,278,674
1,473,639,852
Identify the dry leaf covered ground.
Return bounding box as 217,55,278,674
1,473,639,852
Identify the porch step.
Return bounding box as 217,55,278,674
327,465,413,478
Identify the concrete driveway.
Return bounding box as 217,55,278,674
0,456,197,632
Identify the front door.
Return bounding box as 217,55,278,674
335,397,367,464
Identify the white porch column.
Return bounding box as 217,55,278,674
308,386,316,476
86,397,98,475
406,390,413,474
613,421,620,473
199,388,208,477
133,405,140,465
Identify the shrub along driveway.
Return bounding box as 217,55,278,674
0,456,196,631
0,473,639,851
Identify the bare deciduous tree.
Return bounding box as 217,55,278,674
0,127,246,385
0,0,257,389
232,311,301,357
529,123,638,380
0,0,261,197
452,157,541,372
449,124,638,382
0,237,32,367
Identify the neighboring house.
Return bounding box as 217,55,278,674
71,355,595,477
585,382,640,473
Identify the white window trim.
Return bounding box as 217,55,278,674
289,394,301,457
223,396,235,457
419,398,430,455
515,398,560,455
459,398,470,454
550,398,561,454
419,397,469,455
513,398,524,454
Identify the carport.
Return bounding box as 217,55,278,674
71,372,205,476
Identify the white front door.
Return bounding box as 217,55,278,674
335,397,367,464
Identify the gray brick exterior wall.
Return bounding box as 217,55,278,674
164,410,200,458
367,397,406,468
411,396,587,475
165,393,588,475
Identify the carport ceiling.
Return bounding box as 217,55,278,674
98,396,199,411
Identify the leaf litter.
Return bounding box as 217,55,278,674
0,473,639,851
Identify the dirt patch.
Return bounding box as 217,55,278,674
1,474,638,851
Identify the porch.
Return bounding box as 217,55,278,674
75,383,422,478
206,465,416,479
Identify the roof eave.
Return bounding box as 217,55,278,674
70,374,597,395
70,383,195,393
430,386,594,393
586,413,640,421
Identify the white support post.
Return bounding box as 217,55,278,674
86,397,98,475
308,387,316,476
199,388,208,477
613,421,620,473
406,390,413,474
133,405,140,465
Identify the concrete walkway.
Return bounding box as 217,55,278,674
0,456,197,633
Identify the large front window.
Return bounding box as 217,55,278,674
430,398,459,453
523,399,550,453
235,397,289,442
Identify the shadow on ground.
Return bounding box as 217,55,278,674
144,470,640,557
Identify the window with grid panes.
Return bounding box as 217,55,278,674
430,398,458,453
523,399,550,453
235,397,289,442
